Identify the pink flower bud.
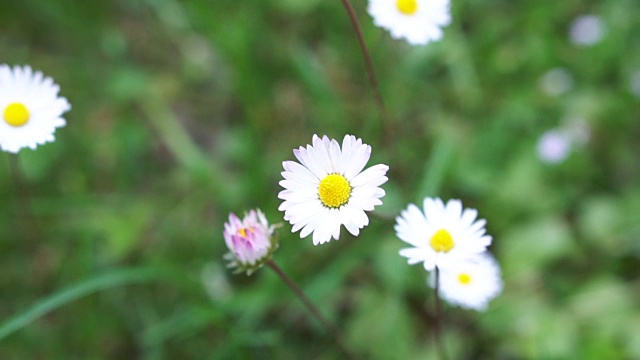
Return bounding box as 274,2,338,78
223,209,277,275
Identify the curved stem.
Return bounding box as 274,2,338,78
266,259,358,358
339,0,392,144
0,268,159,340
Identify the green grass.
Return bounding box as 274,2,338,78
1,0,640,358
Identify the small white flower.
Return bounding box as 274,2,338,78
565,117,591,146
570,15,605,46
536,129,572,164
432,253,502,311
396,198,492,271
223,209,277,275
0,65,71,153
367,0,451,45
278,134,389,245
539,68,574,96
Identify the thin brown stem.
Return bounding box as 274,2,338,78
266,259,358,359
434,267,449,360
339,0,393,145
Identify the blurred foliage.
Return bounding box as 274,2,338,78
1,0,639,358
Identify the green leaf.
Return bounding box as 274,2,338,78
0,268,161,341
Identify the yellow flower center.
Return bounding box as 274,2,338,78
318,174,351,208
237,227,255,238
3,102,30,127
430,229,454,253
458,273,472,285
396,0,418,15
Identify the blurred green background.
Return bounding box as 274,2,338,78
1,0,639,358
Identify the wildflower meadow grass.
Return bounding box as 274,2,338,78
1,0,639,359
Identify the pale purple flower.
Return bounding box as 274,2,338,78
537,130,572,164
570,15,605,46
223,209,277,275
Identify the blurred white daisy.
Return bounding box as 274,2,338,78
569,15,605,46
223,209,278,275
396,198,492,271
0,65,71,153
536,129,572,164
565,117,591,146
367,0,451,45
432,252,502,311
278,134,389,245
539,68,573,96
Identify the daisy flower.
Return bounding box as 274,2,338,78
278,134,389,245
432,252,503,311
569,15,605,47
0,65,71,153
536,129,572,164
367,0,451,45
396,198,492,271
223,209,278,275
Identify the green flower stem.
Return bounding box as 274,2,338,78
434,266,449,360
338,0,393,145
266,259,358,358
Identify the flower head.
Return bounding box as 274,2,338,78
0,65,71,153
432,253,503,311
396,198,492,271
278,134,389,245
223,209,277,275
367,0,451,45
539,68,573,96
569,15,605,46
536,129,572,164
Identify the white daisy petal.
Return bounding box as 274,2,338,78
0,64,70,153
344,142,372,180
301,215,322,239
312,134,332,174
282,160,320,183
347,197,375,212
351,186,386,199
285,201,323,225
460,208,478,227
446,199,463,219
340,134,354,169
396,198,493,270
344,220,360,236
277,189,317,203
329,138,343,174
350,164,390,187
399,247,430,265
328,209,342,240
279,134,388,245
294,146,326,179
